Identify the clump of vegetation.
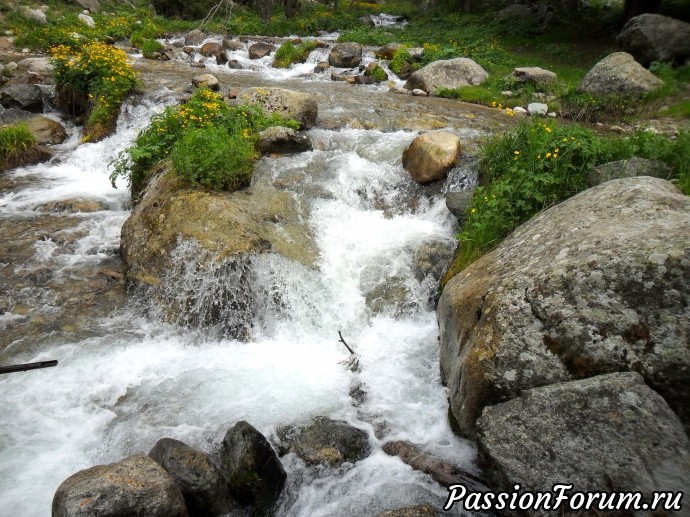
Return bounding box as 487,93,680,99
273,40,317,68
390,46,413,76
110,88,299,196
0,123,38,169
442,120,690,284
51,42,139,142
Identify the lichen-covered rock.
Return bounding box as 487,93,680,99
328,42,363,68
617,13,690,66
438,177,690,437
235,87,317,129
587,156,673,187
19,6,47,25
149,438,240,517
402,131,462,184
577,52,663,98
39,198,108,213
513,66,557,88
403,58,488,94
0,84,45,112
185,29,205,46
477,372,690,516
220,421,286,515
278,417,370,466
364,62,388,83
256,126,312,154
248,42,275,60
52,454,188,517
17,57,54,78
192,74,219,91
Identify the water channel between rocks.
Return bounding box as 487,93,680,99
0,51,511,516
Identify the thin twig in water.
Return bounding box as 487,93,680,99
338,330,355,355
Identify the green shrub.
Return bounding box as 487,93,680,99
110,88,299,197
0,123,36,160
273,40,317,68
141,38,165,58
171,126,255,190
390,46,412,76
443,120,690,284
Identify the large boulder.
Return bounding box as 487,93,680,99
185,29,205,46
278,417,370,466
328,42,363,68
220,421,286,515
477,373,690,515
403,58,488,94
120,167,317,338
256,126,312,154
577,52,663,98
192,73,219,91
587,156,672,187
200,42,223,58
248,42,275,60
402,131,461,184
149,438,240,516
438,177,690,438
52,455,188,517
19,6,47,25
235,87,318,129
17,57,54,78
617,13,690,66
0,84,45,112
512,66,557,89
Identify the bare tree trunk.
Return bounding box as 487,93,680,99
283,0,298,17
256,0,274,22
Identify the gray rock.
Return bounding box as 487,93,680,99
411,89,427,96
354,74,375,85
192,74,219,91
248,42,275,59
223,38,243,51
527,102,548,116
19,6,47,25
403,58,488,94
0,84,44,112
512,106,527,114
236,87,318,129
328,42,363,68
73,0,100,12
77,13,95,28
313,61,329,73
389,86,409,95
617,13,690,66
588,156,673,187
185,29,205,46
577,52,664,98
498,3,531,20
278,417,370,466
438,177,690,437
17,57,54,77
359,14,375,27
407,47,424,61
52,454,188,517
220,421,286,514
39,198,108,213
402,130,462,184
513,66,557,88
257,126,312,154
413,240,456,285
445,191,473,218
477,372,690,516
374,505,438,517
149,438,240,517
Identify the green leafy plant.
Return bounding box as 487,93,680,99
0,122,37,164
390,46,412,76
273,40,317,68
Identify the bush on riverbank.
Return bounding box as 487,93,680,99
442,120,690,285
110,88,299,197
51,42,139,142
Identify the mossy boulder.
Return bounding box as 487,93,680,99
235,87,318,129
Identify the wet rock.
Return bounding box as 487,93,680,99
313,61,329,73
363,274,415,317
413,240,456,285
236,87,318,129
39,198,107,213
52,454,188,517
17,57,54,78
0,145,52,172
149,438,240,517
77,13,95,28
617,13,690,66
477,372,690,513
364,62,388,83
19,6,47,25
376,42,402,60
588,156,673,187
374,505,438,517
513,66,556,88
257,126,312,154
0,84,45,112
278,417,370,466
192,74,219,91
0,109,66,145
577,52,663,98
382,440,486,490
227,59,243,70
328,42,363,68
527,102,548,116
185,29,205,46
223,38,243,51
438,177,690,437
354,74,375,85
248,42,275,60
220,421,286,515
444,191,473,219
200,42,223,58
404,58,488,94
402,131,461,184
330,71,356,83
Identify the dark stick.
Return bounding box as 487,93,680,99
337,331,355,355
0,360,58,375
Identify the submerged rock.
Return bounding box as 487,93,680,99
577,52,663,98
403,58,488,94
278,417,371,466
52,455,188,517
236,87,318,129
39,198,108,213
438,177,690,437
402,131,462,184
477,372,690,514
149,438,240,517
220,421,286,515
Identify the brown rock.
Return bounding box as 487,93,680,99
402,131,461,184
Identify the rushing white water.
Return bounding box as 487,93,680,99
0,84,478,516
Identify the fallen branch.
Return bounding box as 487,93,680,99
338,330,355,355
337,331,360,373
0,360,58,375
